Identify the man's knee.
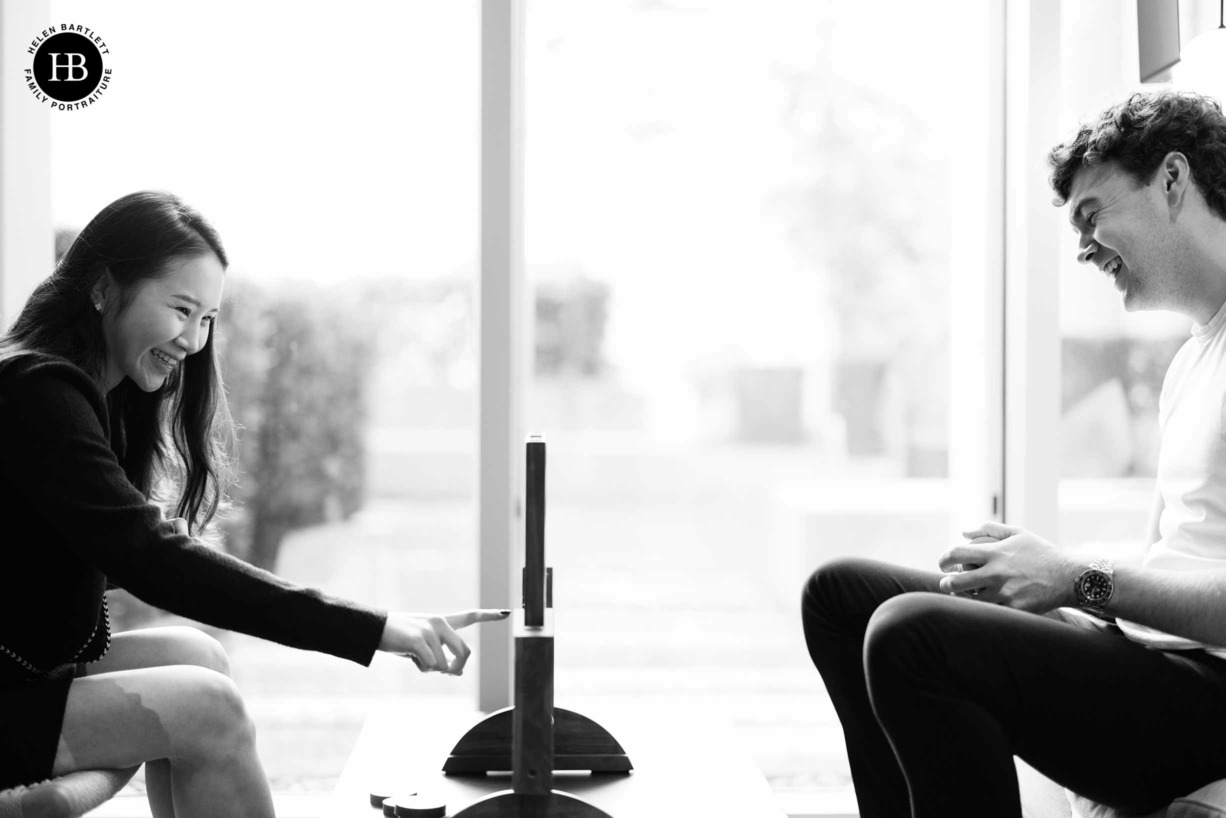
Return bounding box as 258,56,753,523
161,626,232,677
802,556,881,623
863,593,960,680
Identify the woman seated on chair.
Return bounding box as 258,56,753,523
0,191,510,817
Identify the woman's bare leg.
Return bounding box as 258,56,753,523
65,626,271,818
54,665,274,818
83,626,233,818
85,626,232,678
144,759,175,818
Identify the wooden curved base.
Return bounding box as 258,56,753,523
445,707,633,774
449,788,616,818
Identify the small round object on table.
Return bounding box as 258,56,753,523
372,787,417,810
381,796,419,816
393,794,447,818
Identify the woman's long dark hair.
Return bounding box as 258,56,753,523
0,190,237,534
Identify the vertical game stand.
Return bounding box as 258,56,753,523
444,435,632,817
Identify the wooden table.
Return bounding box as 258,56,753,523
326,697,787,818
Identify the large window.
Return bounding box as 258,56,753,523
26,0,1226,811
49,0,480,794
524,0,999,796
28,0,1005,809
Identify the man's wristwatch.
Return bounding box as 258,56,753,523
1074,559,1115,613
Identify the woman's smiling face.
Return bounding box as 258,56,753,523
99,253,225,392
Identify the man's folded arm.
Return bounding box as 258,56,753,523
1107,566,1226,647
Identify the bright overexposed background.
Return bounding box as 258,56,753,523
35,1,1052,812
16,2,1226,816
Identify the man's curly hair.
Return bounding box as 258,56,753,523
1048,89,1226,223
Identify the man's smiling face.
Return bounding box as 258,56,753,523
1068,159,1185,314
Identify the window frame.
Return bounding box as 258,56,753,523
1002,0,1062,533
476,0,1015,724
3,0,1031,806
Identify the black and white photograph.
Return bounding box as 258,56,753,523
4,2,1226,817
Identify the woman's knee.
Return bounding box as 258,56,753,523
157,626,232,676
175,667,256,757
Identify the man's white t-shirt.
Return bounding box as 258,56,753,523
1115,297,1226,658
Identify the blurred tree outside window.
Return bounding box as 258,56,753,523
524,0,993,799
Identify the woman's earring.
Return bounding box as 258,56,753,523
94,301,103,312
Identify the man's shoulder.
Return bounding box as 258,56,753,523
1163,335,1202,381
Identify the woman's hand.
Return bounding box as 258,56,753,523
379,609,511,675
166,517,189,536
937,521,1081,614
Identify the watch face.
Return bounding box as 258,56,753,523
1080,569,1113,603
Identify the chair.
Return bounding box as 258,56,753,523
0,767,140,818
1018,758,1226,818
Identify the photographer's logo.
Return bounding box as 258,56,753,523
24,25,112,111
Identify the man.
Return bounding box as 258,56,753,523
802,89,1226,818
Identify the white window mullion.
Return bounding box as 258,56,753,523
1003,0,1062,536
950,0,1006,533
477,0,526,714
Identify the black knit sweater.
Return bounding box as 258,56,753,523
0,352,387,682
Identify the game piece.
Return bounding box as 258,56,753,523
370,791,402,808
445,435,630,817
392,794,447,817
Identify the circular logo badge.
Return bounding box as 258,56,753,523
32,32,104,102
25,26,112,110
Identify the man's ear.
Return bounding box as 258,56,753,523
1159,151,1192,211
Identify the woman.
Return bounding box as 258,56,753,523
0,190,509,816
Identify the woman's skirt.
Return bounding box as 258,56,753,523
0,663,83,790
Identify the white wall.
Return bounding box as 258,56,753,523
0,0,54,329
